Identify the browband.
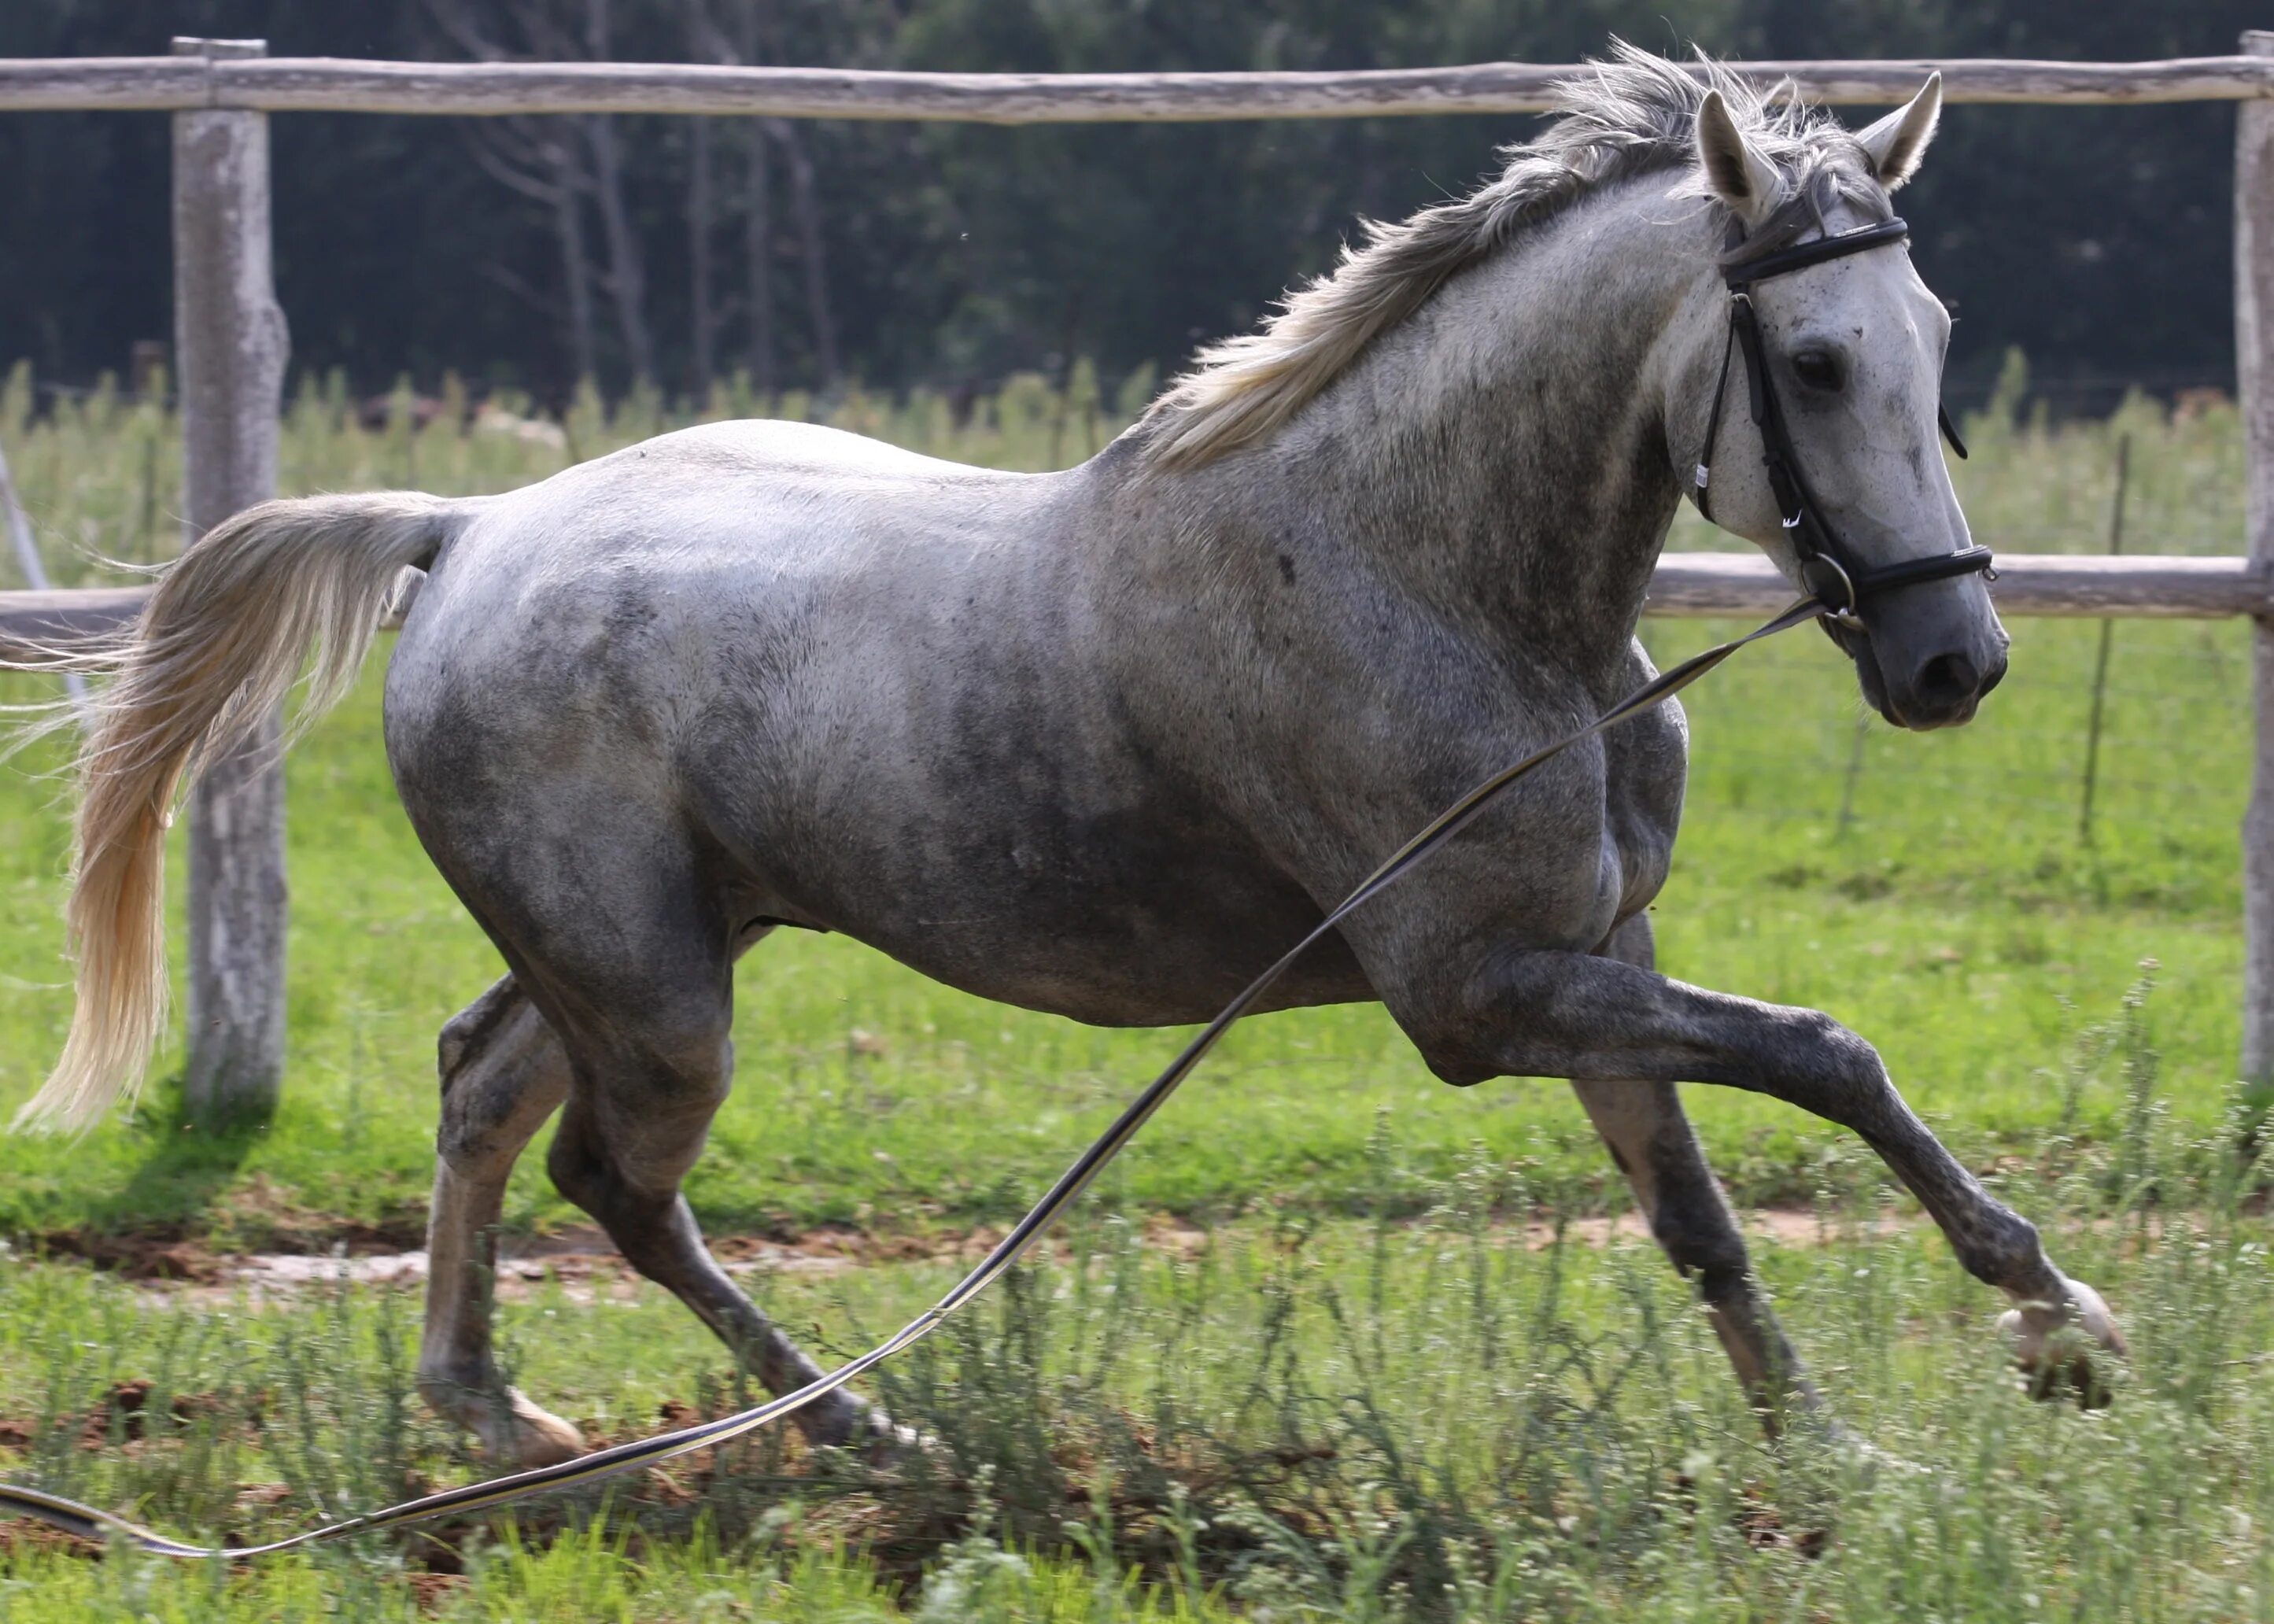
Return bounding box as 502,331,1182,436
1725,216,1912,288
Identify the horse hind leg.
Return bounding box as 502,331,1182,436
418,976,585,1466
526,929,888,1452
546,1092,882,1449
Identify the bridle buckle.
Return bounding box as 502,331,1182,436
1799,554,1862,628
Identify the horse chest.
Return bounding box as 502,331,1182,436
1600,696,1687,921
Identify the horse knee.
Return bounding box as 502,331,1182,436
1776,1009,1885,1094
545,1126,613,1217
434,980,569,1169
545,1050,723,1216
510,979,733,1212
647,1028,735,1113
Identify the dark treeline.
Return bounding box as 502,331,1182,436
0,1,2258,413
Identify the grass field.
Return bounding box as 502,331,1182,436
0,363,2267,1616
2,1146,2269,1618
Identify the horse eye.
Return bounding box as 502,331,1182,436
1792,350,1844,392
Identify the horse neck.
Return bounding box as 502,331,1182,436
1258,187,1705,660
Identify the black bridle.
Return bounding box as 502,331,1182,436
1692,215,1992,629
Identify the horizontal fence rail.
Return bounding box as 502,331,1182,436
0,586,151,661
0,54,2268,121
1648,553,2274,618
2,555,2261,663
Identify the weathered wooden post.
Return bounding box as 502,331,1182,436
2239,32,2274,1103
174,37,290,1122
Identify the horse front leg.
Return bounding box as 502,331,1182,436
1414,947,2124,1400
1571,918,1821,1433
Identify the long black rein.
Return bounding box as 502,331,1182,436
0,220,1989,1562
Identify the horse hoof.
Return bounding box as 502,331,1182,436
1998,1276,2125,1408
1817,1417,1926,1482
493,1392,588,1467
796,1395,948,1475
840,1404,951,1475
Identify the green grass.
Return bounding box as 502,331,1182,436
2,1123,2270,1618
0,362,2267,1616
0,368,2257,1245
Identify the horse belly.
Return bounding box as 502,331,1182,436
866,905,1373,1028
742,775,1376,1026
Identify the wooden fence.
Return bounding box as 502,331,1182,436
3,54,2271,119
3,38,2274,1113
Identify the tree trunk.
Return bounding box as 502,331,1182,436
723,0,777,397
769,117,836,389
688,114,714,399
581,0,652,388
552,131,599,387
743,120,773,396
585,114,652,388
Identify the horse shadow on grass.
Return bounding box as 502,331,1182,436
39,1074,272,1272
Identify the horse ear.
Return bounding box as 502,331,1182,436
1856,72,1942,189
1695,89,1781,226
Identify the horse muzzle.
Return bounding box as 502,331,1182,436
1829,614,2008,731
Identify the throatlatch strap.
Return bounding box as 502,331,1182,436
1694,316,1741,523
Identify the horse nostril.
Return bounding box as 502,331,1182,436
1915,651,1981,710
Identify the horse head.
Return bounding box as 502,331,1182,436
1683,74,2006,730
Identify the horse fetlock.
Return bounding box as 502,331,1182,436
1950,1207,2051,1291
419,1367,587,1467
488,1393,587,1467
840,1401,950,1475
791,1385,890,1449
1997,1274,2126,1408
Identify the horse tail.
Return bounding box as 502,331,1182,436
10,491,471,1134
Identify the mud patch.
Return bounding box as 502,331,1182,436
13,1205,1923,1309
32,1227,223,1284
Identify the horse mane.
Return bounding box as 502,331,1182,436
1139,42,1885,471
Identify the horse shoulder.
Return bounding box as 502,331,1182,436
1600,638,1689,919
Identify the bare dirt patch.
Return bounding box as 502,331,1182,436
12,1204,1919,1307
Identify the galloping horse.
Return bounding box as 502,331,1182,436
13,46,2121,1464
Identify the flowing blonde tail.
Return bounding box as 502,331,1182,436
11,491,468,1134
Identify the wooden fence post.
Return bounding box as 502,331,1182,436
174,37,290,1123
2239,31,2274,1094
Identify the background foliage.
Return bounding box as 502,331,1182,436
0,0,2260,411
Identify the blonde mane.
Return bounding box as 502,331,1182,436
1140,43,1881,470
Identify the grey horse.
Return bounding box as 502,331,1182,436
14,46,2120,1463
